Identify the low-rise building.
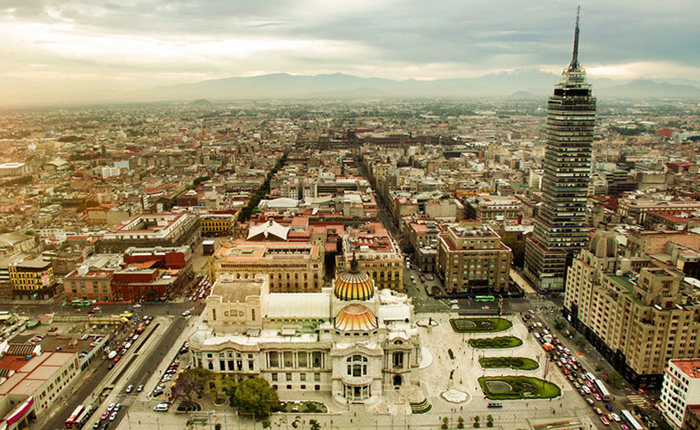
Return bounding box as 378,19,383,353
8,259,56,300
97,213,200,253
200,214,236,237
211,240,324,292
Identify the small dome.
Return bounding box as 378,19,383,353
334,254,374,301
335,304,377,331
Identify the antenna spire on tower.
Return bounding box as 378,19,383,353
569,6,581,70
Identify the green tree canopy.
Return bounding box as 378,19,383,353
230,377,280,418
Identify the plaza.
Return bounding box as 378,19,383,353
106,309,603,430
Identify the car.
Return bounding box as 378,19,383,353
136,384,144,393
449,300,458,304
451,304,459,311
93,422,101,429
107,403,115,412
487,402,503,408
152,389,164,397
579,388,587,396
605,403,613,411
593,393,602,401
48,327,58,332
114,404,121,412
113,355,122,363
611,413,621,422
586,398,594,406
481,306,490,310
133,304,142,308
125,385,133,393
102,424,109,430
101,411,110,420
621,425,629,430
182,310,192,317
108,363,115,370
109,412,118,421
93,306,101,311
593,407,603,415
600,416,610,426
154,403,170,412
582,386,591,394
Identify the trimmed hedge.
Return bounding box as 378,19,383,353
469,336,522,349
450,318,512,333
479,357,539,370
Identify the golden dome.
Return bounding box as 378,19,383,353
334,254,374,301
334,304,378,331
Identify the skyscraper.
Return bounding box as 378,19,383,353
524,8,596,291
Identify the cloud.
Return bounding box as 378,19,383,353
0,0,698,103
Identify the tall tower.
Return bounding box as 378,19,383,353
524,7,596,292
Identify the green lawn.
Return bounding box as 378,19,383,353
479,357,539,370
450,318,513,333
478,376,561,400
468,336,523,349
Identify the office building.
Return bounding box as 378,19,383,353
436,224,512,295
524,11,596,291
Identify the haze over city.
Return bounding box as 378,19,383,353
2,1,700,430
1,0,699,105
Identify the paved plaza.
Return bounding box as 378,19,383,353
105,311,603,430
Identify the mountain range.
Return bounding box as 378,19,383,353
134,70,700,102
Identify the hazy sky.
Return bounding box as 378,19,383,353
1,0,699,102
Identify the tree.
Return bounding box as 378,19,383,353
231,377,280,418
173,375,204,403
441,417,448,429
474,415,481,428
457,416,465,428
608,371,623,389
552,320,565,330
309,419,321,430
215,424,222,430
487,415,494,428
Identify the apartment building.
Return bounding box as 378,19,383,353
565,230,700,388
659,359,700,429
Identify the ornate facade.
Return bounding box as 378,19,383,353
188,257,421,407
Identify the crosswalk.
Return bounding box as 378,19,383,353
627,395,650,408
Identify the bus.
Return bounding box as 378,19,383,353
71,299,92,307
474,295,495,302
74,405,93,429
594,378,611,401
620,410,644,430
65,405,85,429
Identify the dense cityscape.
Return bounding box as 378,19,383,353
1,4,700,430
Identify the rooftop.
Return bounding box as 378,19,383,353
671,359,700,379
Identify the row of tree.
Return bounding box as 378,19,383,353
239,151,288,222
